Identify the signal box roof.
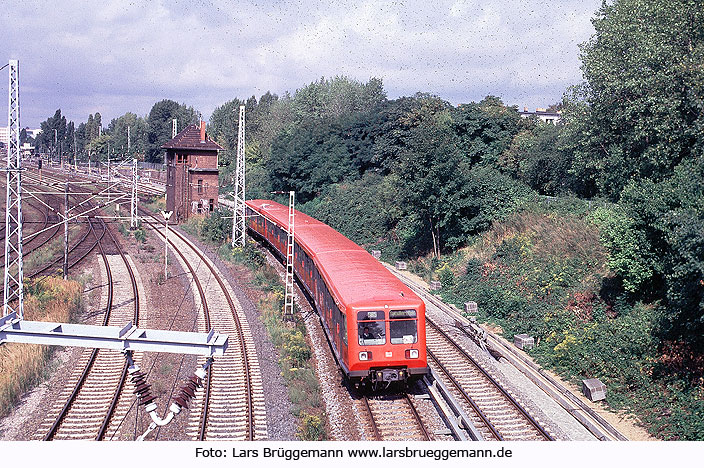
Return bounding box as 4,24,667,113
247,199,422,310
162,123,223,151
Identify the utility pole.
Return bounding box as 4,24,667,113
232,105,245,247
107,153,110,202
3,59,24,320
131,158,137,228
63,182,69,280
284,191,295,322
127,125,131,156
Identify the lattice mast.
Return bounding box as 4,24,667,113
3,59,24,319
284,191,295,321
131,158,138,228
232,105,246,247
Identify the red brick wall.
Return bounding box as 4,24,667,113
165,149,219,223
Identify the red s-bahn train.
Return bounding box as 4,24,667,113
245,199,428,388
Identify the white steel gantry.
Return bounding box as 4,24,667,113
232,105,246,247
3,59,24,320
284,191,295,322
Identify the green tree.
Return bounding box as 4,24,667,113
108,112,148,160
376,94,461,256
618,161,704,350
145,99,198,162
500,121,573,195
451,96,522,167
569,0,704,199
35,109,68,157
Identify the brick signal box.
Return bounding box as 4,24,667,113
162,121,222,223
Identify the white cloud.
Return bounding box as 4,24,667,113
0,0,600,126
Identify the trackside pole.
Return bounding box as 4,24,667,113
3,59,24,320
232,105,246,247
284,191,295,322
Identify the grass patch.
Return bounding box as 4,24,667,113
0,276,83,418
144,195,165,214
23,225,82,274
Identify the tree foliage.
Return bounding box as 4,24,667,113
570,0,704,199
145,100,198,162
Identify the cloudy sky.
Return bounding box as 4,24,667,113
2,0,601,128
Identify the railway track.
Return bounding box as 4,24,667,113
143,216,267,440
425,317,553,440
1,175,98,279
359,392,431,441
31,166,266,440
37,217,141,440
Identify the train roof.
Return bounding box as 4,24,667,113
246,199,423,310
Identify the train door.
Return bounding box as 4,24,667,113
340,311,348,364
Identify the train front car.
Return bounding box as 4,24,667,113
346,289,428,389
245,199,428,390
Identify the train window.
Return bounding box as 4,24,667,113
357,311,385,346
389,309,417,344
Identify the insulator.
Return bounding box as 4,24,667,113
172,372,205,410
130,370,154,406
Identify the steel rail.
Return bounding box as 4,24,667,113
425,348,503,440
142,214,255,441
425,317,553,440
96,216,140,440
140,219,218,441
404,393,431,441
43,218,115,440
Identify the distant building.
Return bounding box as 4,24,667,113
519,107,561,124
0,126,42,144
162,121,222,223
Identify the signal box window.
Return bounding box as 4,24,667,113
357,310,385,345
389,309,417,344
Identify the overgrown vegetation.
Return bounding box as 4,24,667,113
0,277,83,418
437,204,704,440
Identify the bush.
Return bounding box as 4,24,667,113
297,412,326,441
200,208,231,244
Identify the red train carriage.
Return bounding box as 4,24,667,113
245,200,428,388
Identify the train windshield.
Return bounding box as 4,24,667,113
357,311,386,345
389,309,418,344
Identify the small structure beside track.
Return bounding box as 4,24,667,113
162,122,222,223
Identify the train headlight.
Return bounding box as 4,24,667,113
405,349,419,359
359,351,371,361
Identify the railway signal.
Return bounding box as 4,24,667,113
162,209,173,279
